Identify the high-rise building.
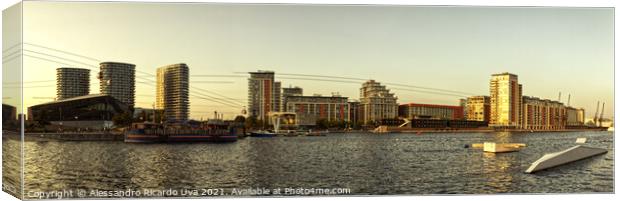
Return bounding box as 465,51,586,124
285,95,349,126
489,73,522,127
248,71,281,121
156,63,189,123
359,80,398,124
466,96,490,122
98,62,136,109
56,67,90,100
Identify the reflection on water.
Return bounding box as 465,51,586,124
1,131,614,197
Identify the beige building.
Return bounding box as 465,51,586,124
359,80,398,124
489,73,522,127
466,96,490,122
156,63,190,123
522,96,566,130
285,95,349,126
566,107,585,126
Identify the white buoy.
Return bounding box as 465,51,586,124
576,138,587,144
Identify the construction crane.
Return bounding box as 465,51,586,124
558,92,562,102
599,102,605,127
594,101,600,127
567,94,571,106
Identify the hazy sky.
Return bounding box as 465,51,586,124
14,2,614,120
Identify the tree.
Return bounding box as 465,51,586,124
316,119,329,129
245,116,257,129
112,112,133,127
234,115,246,123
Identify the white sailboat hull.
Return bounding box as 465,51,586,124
525,145,608,173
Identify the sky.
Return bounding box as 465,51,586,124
8,2,614,120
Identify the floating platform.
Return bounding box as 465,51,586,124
482,142,525,153
525,145,608,173
472,142,526,149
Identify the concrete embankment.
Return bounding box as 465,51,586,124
23,132,124,141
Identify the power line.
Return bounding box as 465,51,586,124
275,72,474,96
191,74,246,78
2,43,21,53
2,49,21,60
24,42,101,63
24,49,99,69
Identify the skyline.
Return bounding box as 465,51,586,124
6,2,614,119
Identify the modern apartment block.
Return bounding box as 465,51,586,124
466,96,490,122
398,103,464,120
248,71,281,121
282,86,303,111
521,96,566,130
285,95,349,126
359,80,398,124
489,72,522,128
56,67,90,100
156,63,190,123
98,62,136,109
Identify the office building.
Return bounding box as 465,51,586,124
56,67,90,100
489,72,522,128
466,96,490,122
399,103,464,120
156,63,190,123
98,62,136,109
248,71,281,121
285,95,349,126
359,80,398,124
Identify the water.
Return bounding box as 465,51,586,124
2,131,614,198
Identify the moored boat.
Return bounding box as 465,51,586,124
250,130,277,137
125,120,239,143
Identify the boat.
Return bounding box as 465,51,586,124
125,120,239,143
249,130,277,137
525,145,608,173
482,142,524,153
304,129,328,136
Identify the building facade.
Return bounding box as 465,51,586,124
348,100,361,126
359,80,398,124
399,103,464,120
56,67,90,100
282,86,303,112
489,73,522,127
466,96,490,122
285,95,349,126
566,107,585,127
156,63,190,123
98,62,136,109
521,96,566,130
248,71,281,121
27,94,130,129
